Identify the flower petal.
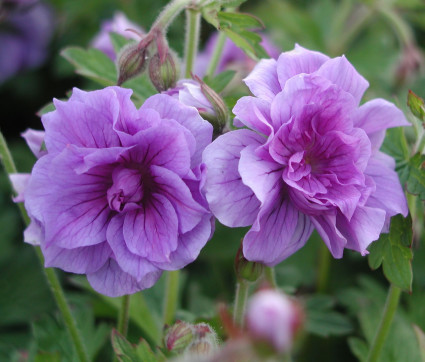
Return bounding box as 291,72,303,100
203,129,264,227
21,129,46,158
9,173,30,202
233,96,274,136
311,213,346,258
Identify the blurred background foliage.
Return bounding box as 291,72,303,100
1,0,425,360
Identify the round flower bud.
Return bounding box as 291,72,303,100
246,290,301,354
235,244,263,282
116,42,148,85
164,321,194,353
148,50,179,92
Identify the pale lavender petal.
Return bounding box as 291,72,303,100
239,144,282,203
244,59,280,103
315,56,369,105
21,129,46,158
276,44,329,88
233,97,274,136
123,193,178,262
24,219,43,245
203,130,264,227
9,173,30,202
87,259,162,297
243,190,313,265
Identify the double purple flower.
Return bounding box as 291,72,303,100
15,87,213,296
203,45,409,264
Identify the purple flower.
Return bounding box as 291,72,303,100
0,1,54,83
91,12,143,60
246,290,299,353
17,87,213,297
195,32,280,77
202,45,409,264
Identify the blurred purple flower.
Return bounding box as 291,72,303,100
0,1,53,83
195,32,280,77
246,290,299,353
91,12,143,60
13,87,213,297
203,45,409,264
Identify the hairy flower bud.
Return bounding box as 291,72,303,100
235,244,263,282
149,50,179,92
164,321,194,353
116,42,147,85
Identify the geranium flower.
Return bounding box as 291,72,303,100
203,45,409,264
15,87,213,296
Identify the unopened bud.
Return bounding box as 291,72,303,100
407,90,425,123
116,42,147,85
235,244,264,282
164,321,194,353
187,340,214,357
149,51,179,92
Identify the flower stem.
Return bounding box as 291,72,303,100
163,270,180,326
233,280,249,327
205,32,227,78
117,294,131,337
264,266,277,288
317,242,331,293
184,6,201,78
152,0,193,31
366,284,402,362
0,129,89,362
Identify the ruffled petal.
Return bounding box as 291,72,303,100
233,96,274,136
202,129,264,227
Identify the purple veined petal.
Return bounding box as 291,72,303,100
311,212,347,258
202,129,264,227
353,98,410,151
153,213,213,270
87,258,162,297
243,58,280,103
276,44,329,89
365,154,408,217
42,241,112,274
183,163,209,210
25,151,112,249
21,129,46,158
106,214,161,280
336,205,386,255
42,92,122,153
123,193,179,263
243,188,314,266
150,165,208,234
122,122,192,177
141,94,213,167
239,144,282,204
314,56,369,105
233,96,274,136
9,173,30,202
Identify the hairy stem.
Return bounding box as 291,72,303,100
163,270,180,326
205,32,227,78
184,7,201,77
233,280,249,327
367,284,402,362
118,294,131,337
152,0,193,31
0,130,89,362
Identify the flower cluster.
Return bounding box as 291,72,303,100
15,87,213,297
203,45,409,265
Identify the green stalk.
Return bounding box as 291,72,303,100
184,7,201,77
163,270,180,326
117,294,131,337
367,284,402,362
316,242,331,293
0,130,89,362
233,280,249,327
264,266,277,288
205,32,227,78
152,0,193,31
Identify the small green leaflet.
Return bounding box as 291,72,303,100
368,214,413,292
203,70,236,93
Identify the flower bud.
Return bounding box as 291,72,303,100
164,320,194,353
187,340,215,357
407,90,425,123
246,290,302,354
149,50,179,92
116,42,148,85
235,244,263,282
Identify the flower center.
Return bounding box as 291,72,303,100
286,151,312,181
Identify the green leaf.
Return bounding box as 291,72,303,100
135,339,162,362
305,295,353,337
368,214,413,292
405,153,425,200
111,330,141,362
218,12,264,30
414,325,425,362
407,90,425,123
381,127,410,182
109,32,135,56
201,3,221,28
204,70,236,93
348,337,368,362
